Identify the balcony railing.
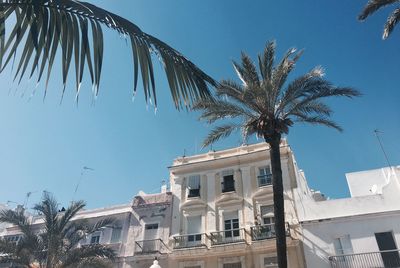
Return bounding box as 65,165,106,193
173,233,208,249
134,239,168,255
329,249,400,268
250,223,290,241
210,228,246,245
258,174,272,187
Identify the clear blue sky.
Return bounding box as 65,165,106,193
0,0,399,209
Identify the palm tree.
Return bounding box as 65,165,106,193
359,0,400,39
193,41,360,268
0,192,116,268
0,0,216,108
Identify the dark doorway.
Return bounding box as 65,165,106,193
375,231,400,267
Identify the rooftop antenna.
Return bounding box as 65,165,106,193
72,166,94,201
374,129,392,169
23,191,37,208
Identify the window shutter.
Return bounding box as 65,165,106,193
261,205,274,218
188,175,200,189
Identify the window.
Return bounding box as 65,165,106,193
145,223,159,230
188,175,201,198
333,235,353,255
258,166,272,187
90,233,101,244
223,263,241,268
375,231,400,266
264,256,278,267
221,170,235,193
110,227,122,243
261,205,274,225
5,235,21,244
187,216,202,242
224,211,239,238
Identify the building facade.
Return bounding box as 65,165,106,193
3,142,400,268
167,142,306,268
295,165,400,268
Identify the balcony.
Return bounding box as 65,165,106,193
250,223,290,241
173,233,208,249
258,174,272,187
329,249,400,268
134,239,169,255
210,228,247,245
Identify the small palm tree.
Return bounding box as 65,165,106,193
0,0,216,108
193,41,360,268
0,192,116,268
359,0,400,39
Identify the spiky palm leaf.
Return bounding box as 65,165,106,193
0,0,216,108
359,0,400,39
194,41,360,268
0,192,116,268
194,41,360,147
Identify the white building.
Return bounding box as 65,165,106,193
295,165,400,268
168,142,306,268
0,190,172,268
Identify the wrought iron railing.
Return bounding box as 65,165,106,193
173,233,208,249
210,228,246,245
329,249,400,268
250,223,290,241
134,239,168,254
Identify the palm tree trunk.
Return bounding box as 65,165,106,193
266,133,287,268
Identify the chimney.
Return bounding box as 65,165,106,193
161,180,167,193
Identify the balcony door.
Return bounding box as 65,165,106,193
143,223,159,252
187,216,202,246
224,211,240,240
375,231,400,267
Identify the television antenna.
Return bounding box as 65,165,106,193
72,166,94,201
373,129,392,169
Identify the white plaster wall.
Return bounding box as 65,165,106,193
302,213,400,268
346,167,399,197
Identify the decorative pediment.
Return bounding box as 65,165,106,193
252,186,273,200
215,192,243,207
181,198,207,210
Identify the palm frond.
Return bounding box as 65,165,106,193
57,200,86,233
239,52,260,86
195,99,254,124
258,40,275,81
86,218,114,234
286,99,332,117
202,124,240,148
0,0,216,108
270,47,303,105
383,7,400,38
62,244,115,268
0,209,32,237
33,192,58,233
293,114,343,132
358,0,399,20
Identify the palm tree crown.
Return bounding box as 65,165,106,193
0,192,116,268
0,0,216,108
359,0,400,39
194,41,360,146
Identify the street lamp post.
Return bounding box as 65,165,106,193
149,257,161,268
